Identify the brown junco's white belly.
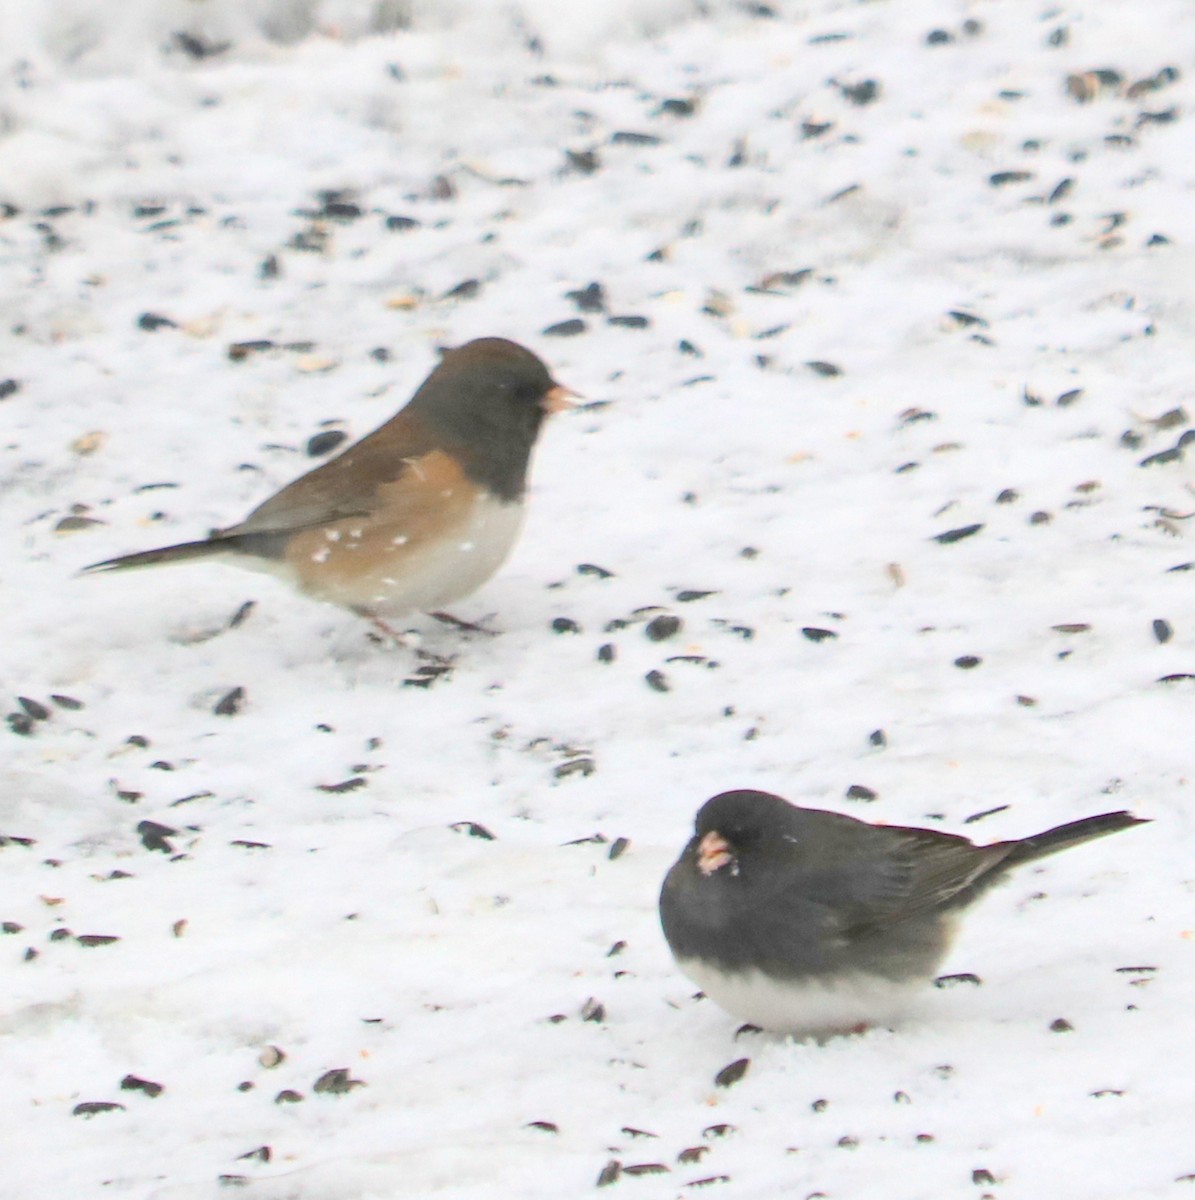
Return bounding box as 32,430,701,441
675,956,921,1038
251,491,526,617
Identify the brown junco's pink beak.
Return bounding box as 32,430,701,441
541,384,578,413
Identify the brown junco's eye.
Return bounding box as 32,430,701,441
660,788,1148,1038
84,337,573,642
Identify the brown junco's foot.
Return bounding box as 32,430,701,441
660,789,1148,1037
84,337,574,631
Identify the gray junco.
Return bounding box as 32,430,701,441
84,338,573,632
659,789,1147,1036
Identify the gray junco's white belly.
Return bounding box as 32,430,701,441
676,956,920,1037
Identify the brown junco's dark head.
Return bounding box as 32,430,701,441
660,789,1148,1037
84,337,574,631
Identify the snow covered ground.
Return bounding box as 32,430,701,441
2,0,1194,1196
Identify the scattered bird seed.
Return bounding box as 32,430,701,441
869,729,886,747
608,315,649,329
933,523,983,544
554,757,596,780
934,973,982,988
577,562,614,578
1049,1017,1074,1033
802,627,837,643
237,1147,271,1163
564,148,600,174
316,777,367,794
625,1164,670,1176
806,360,842,377
596,1160,622,1187
597,643,616,663
845,784,877,801
50,694,83,710
120,1075,164,1097
444,278,481,300
581,997,605,1022
450,821,495,840
77,934,120,947
274,1090,303,1104
990,170,1033,186
676,589,716,602
644,670,670,693
611,130,662,146
608,837,630,860
954,655,982,669
8,705,35,734
565,282,606,312
136,821,177,854
542,318,586,337
964,805,1008,824
213,687,246,717
1152,619,1173,643
228,339,275,361
17,697,50,721
0,379,20,400
258,1046,285,1068
644,615,681,641
838,78,880,104
306,430,347,457
551,616,581,634
312,1068,364,1095
73,1101,125,1117
714,1058,750,1088
137,312,177,331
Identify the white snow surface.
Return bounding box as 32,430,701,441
2,0,1194,1196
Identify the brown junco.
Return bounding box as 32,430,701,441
85,338,573,632
659,789,1148,1037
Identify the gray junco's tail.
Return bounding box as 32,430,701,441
1000,810,1147,868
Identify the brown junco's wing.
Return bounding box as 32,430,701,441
225,410,436,541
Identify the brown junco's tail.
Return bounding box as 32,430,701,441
1001,810,1148,867
82,539,232,574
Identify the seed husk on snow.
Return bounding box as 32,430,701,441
714,1058,749,1088
312,1068,364,1095
120,1074,164,1097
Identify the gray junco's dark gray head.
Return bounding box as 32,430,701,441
659,789,1148,1037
